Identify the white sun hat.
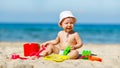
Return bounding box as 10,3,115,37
59,11,76,27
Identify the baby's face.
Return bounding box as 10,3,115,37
61,18,75,32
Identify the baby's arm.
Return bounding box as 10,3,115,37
74,32,83,49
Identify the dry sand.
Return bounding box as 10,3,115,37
0,42,120,68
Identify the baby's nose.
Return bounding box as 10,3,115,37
68,24,71,26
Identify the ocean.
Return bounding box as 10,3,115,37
0,23,120,44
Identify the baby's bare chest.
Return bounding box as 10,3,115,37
59,34,76,43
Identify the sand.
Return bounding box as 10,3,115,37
0,42,120,68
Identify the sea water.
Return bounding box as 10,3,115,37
0,23,120,44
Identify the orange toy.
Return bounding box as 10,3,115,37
88,56,102,62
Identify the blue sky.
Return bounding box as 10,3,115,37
0,0,120,24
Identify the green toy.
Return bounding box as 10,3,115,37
81,50,91,60
63,46,71,55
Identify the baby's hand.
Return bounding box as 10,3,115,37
41,42,49,47
70,46,75,50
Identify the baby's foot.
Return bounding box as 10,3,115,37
40,51,48,57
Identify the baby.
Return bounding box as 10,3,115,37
41,11,83,59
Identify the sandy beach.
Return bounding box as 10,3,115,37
0,42,120,68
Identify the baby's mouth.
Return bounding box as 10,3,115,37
66,28,71,30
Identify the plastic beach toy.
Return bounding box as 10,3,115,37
89,56,102,62
29,45,46,58
11,54,20,59
81,50,91,60
80,50,102,62
63,46,71,55
82,50,91,56
11,44,46,60
11,54,28,60
24,43,40,56
44,54,70,62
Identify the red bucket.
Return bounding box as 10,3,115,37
24,43,39,56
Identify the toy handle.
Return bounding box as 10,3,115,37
63,46,71,55
35,45,46,57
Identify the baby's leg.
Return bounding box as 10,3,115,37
53,46,59,54
40,44,53,56
67,50,79,59
40,44,59,56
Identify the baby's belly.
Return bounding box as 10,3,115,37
59,43,74,50
60,45,68,50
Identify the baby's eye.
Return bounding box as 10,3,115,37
65,22,68,24
70,22,74,24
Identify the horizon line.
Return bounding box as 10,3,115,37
0,22,120,25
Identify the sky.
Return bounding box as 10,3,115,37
0,0,120,24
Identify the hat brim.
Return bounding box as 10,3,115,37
58,17,76,27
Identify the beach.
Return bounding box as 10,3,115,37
0,0,120,67
0,42,120,68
